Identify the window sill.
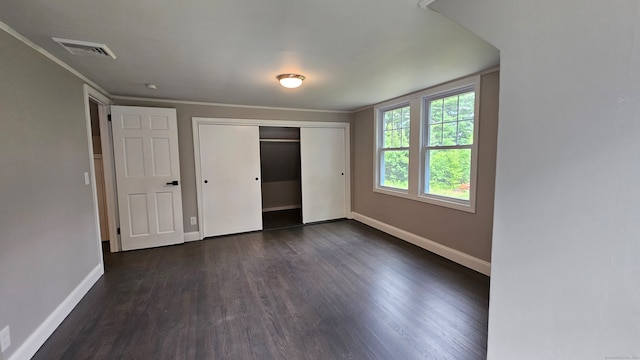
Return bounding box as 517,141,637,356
373,186,476,213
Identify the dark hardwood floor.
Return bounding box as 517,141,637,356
33,220,489,360
262,209,302,230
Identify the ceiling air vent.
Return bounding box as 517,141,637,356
52,37,116,59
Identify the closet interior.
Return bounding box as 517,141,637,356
259,126,302,230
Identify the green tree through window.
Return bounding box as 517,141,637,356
424,90,475,200
379,105,410,190
374,75,480,212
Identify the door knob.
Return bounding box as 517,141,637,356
166,180,179,186
204,180,208,184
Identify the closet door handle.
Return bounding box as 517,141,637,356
255,177,259,181
204,180,208,184
166,180,179,186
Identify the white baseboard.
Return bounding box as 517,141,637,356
9,264,104,360
351,212,491,276
184,231,201,242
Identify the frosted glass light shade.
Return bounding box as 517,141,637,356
277,74,305,88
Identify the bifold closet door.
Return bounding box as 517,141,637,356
300,127,347,223
198,124,263,237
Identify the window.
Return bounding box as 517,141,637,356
422,88,476,205
373,75,479,212
378,105,410,190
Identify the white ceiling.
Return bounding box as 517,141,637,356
0,0,499,111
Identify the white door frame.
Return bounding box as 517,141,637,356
83,84,121,252
192,117,351,240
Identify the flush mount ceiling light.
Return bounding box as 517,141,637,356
277,74,305,88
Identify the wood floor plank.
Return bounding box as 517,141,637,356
32,220,489,360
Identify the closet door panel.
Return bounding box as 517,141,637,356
300,127,347,223
199,124,263,237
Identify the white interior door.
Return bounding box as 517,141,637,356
300,127,347,223
111,106,184,251
198,124,263,237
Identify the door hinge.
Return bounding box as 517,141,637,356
117,227,120,235
107,114,112,122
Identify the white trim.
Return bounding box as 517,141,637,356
352,104,374,114
0,21,111,99
371,68,499,111
418,76,480,213
8,265,103,360
351,212,491,276
84,85,120,252
262,205,302,212
86,87,111,106
184,231,201,242
373,75,481,214
111,95,352,114
192,122,204,241
343,125,352,219
373,103,412,195
193,117,351,240
82,85,107,270
192,117,351,129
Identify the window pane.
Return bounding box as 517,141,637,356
443,95,459,122
392,128,400,148
382,106,410,148
427,91,475,147
458,91,475,120
429,99,443,124
402,126,410,147
442,122,457,146
393,109,401,146
429,124,442,146
458,120,474,145
384,111,392,127
425,148,471,200
401,107,410,147
381,150,409,190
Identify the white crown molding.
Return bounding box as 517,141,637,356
0,21,112,99
370,66,500,111
352,105,375,114
111,95,354,114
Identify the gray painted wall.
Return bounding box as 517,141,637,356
432,0,640,358
0,30,102,359
351,71,499,262
0,14,498,360
113,99,352,233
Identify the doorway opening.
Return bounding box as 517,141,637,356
84,85,119,256
89,99,110,248
259,127,303,230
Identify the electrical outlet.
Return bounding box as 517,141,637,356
0,325,10,352
190,216,197,226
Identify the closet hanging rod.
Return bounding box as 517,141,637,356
259,139,300,143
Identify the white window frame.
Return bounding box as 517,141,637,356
420,77,480,213
374,102,411,195
373,75,480,213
